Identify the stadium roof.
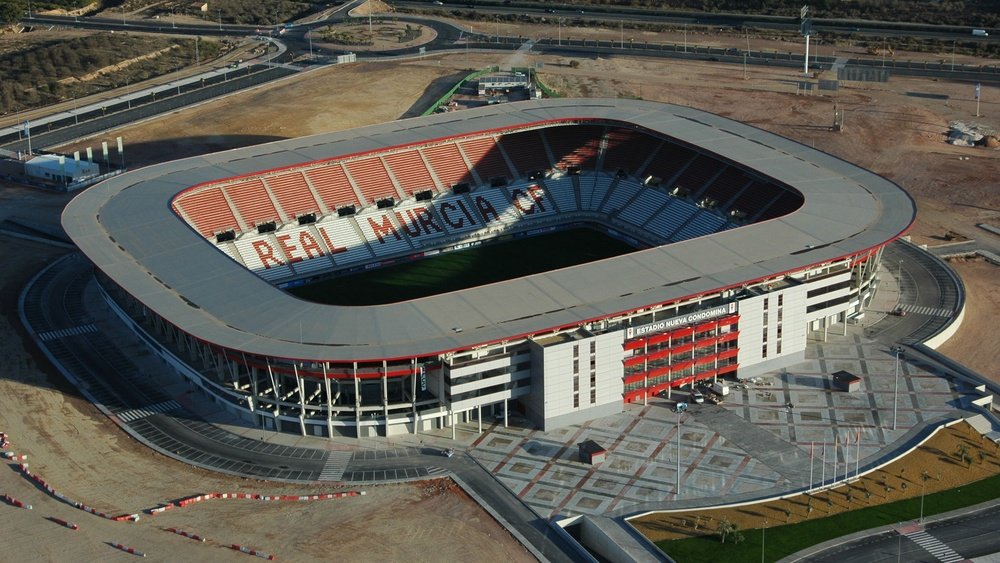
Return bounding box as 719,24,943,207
62,98,915,362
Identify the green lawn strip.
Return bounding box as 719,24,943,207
657,472,1000,562
289,228,635,305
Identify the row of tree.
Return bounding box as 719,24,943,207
0,33,218,114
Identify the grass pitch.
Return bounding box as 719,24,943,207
289,228,637,305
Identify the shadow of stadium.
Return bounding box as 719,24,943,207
117,135,286,168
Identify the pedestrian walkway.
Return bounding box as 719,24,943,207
896,303,954,317
116,400,182,423
318,451,353,481
37,323,97,341
904,528,964,563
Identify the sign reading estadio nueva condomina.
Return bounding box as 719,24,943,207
625,303,737,339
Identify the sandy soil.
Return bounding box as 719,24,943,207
937,258,1000,377
631,421,1000,543
2,19,999,561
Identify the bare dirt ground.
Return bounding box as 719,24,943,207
937,258,1000,376
631,421,1000,541
2,20,999,561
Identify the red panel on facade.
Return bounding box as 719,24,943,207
624,339,646,351
719,331,740,344
648,332,672,346
718,348,740,360
717,315,739,328
670,326,695,339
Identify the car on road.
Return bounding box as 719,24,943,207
690,391,705,404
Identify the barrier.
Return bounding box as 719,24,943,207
1,493,32,510
176,493,215,507
148,503,176,515
166,527,207,542
49,516,79,530
146,490,365,514
111,542,147,557
230,544,275,560
112,513,141,522
2,452,27,461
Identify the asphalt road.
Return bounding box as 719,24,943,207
8,7,998,154
19,254,581,562
803,502,1000,562
866,240,962,348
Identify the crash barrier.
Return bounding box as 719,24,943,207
111,541,147,557
166,527,206,542
230,544,276,560
49,516,79,530
148,490,365,514
1,493,32,510
14,459,139,522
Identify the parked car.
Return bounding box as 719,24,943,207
690,391,705,404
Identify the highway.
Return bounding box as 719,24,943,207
5,3,999,155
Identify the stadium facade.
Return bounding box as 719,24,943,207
63,99,914,437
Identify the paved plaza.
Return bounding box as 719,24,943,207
464,330,974,519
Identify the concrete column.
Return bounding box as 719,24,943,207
323,365,334,439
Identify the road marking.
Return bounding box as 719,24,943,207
318,451,352,481
904,529,964,563
896,304,954,317
117,400,181,422
38,323,98,341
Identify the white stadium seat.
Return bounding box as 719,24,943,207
543,176,577,212
600,178,642,214
314,216,374,265
618,189,669,227
391,202,448,247
471,187,521,225
671,211,729,241
434,194,487,236
504,184,554,218
355,210,413,257
234,232,294,281
646,198,698,239
278,224,336,275
589,175,615,211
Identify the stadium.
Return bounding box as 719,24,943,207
62,98,915,437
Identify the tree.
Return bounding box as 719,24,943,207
717,518,736,544
569,60,580,69
1,0,26,25
956,443,972,468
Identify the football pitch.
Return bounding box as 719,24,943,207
289,228,638,305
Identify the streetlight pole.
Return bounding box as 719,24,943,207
919,475,926,523
676,413,681,498
951,40,956,72
891,346,903,430
495,16,500,44
218,9,222,31
761,520,767,563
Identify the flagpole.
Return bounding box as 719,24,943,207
809,441,814,488
855,431,861,479
844,434,850,483
821,443,826,488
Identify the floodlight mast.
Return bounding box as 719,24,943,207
801,5,812,76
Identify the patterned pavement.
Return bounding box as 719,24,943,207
468,331,972,519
